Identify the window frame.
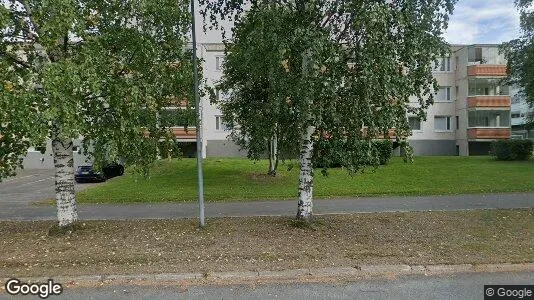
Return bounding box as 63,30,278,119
215,56,224,71
408,116,423,132
434,116,453,132
215,115,231,131
435,86,452,102
434,56,451,72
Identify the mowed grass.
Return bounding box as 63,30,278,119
76,156,534,204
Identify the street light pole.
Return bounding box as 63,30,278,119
191,0,205,228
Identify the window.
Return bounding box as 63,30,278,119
435,116,452,131
216,89,229,101
215,115,223,130
468,78,510,96
436,87,451,102
215,56,224,71
215,115,231,131
468,110,510,127
511,112,521,118
468,47,483,63
408,117,421,131
456,116,459,129
434,57,451,72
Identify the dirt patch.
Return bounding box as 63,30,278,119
0,209,533,278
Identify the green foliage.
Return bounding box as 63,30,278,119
501,0,534,111
215,5,301,164
158,140,183,159
374,140,394,165
491,139,533,161
0,0,195,178
201,0,455,173
314,139,393,170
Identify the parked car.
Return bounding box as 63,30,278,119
75,163,124,183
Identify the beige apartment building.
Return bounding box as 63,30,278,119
21,43,512,169
408,44,511,156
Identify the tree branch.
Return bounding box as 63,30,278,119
0,50,33,70
18,0,52,64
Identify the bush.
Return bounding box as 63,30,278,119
314,139,393,168
491,139,533,161
374,140,393,165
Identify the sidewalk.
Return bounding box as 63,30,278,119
1,192,533,221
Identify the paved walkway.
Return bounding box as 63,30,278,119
1,192,533,221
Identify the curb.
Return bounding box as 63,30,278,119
2,263,534,287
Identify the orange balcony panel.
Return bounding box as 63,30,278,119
468,128,510,140
361,128,397,139
467,96,511,108
171,127,196,139
165,96,189,107
467,65,507,77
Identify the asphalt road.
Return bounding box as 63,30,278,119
2,271,532,300
1,170,534,221
0,169,100,206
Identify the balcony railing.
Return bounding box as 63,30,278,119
467,128,510,140
467,65,507,77
171,127,197,140
467,96,511,108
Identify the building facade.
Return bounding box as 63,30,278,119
20,16,514,169
407,44,511,156
194,43,513,158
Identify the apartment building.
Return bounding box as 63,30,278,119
20,17,513,169
193,43,512,158
408,44,511,156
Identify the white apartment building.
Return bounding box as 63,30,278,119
20,13,514,169
408,44,511,156
190,42,513,158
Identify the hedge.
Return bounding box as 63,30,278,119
491,139,533,161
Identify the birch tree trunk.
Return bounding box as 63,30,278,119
296,125,315,220
267,134,278,176
52,133,78,227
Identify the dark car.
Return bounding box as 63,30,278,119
75,163,124,183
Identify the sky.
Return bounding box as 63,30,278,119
444,0,522,45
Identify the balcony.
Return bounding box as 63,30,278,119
361,127,397,139
171,127,197,140
468,128,511,140
467,65,507,77
467,96,511,108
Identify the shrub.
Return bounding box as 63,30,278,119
491,139,533,161
373,140,393,165
314,139,393,168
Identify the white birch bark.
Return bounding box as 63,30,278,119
296,48,315,220
52,133,78,227
272,133,278,172
268,134,278,175
296,125,315,220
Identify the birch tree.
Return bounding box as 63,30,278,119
502,0,534,126
215,5,301,175
0,0,193,227
202,0,455,221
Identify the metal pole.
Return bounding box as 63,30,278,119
191,0,205,227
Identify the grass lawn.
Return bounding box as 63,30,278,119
76,156,534,204
1,209,532,277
